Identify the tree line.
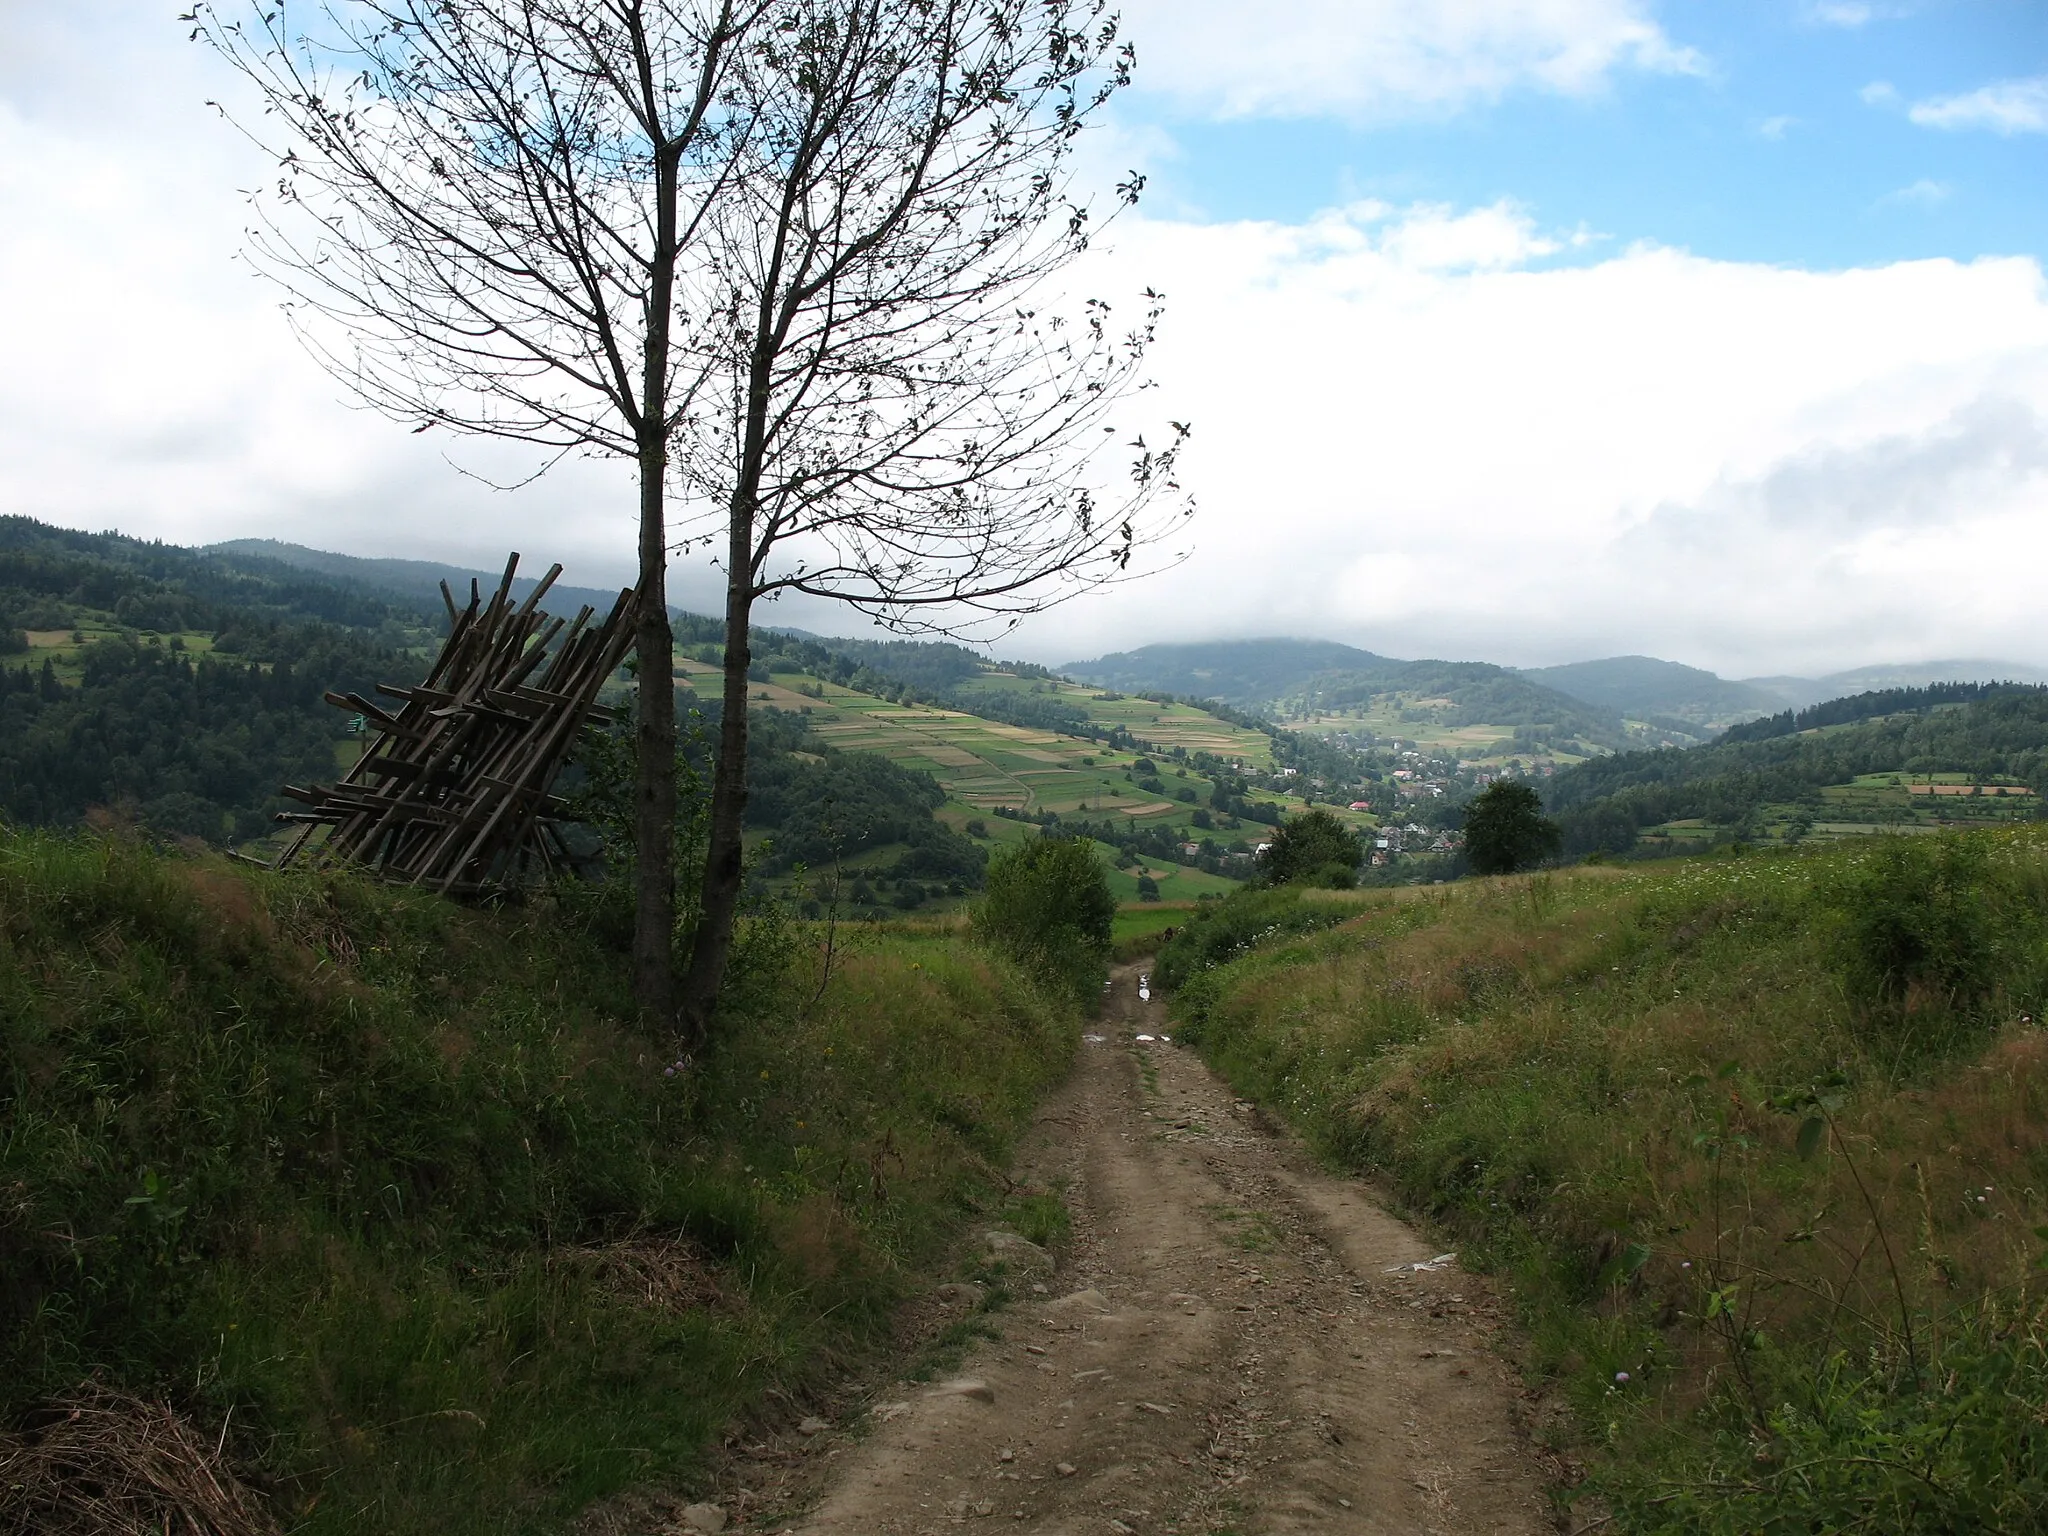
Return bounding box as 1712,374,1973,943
1545,690,2048,855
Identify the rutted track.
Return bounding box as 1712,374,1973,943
754,961,1554,1534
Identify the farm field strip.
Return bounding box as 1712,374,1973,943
667,659,1375,895
1642,771,2042,847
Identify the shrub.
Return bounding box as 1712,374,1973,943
1815,834,2041,1011
1152,885,1349,995
1611,1312,2048,1534
975,835,1114,1008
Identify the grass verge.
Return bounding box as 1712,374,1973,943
1157,833,2048,1531
1,829,1076,1534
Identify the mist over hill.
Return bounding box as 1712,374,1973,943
1741,660,2048,712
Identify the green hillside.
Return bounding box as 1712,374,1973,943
0,522,1313,899
1065,637,1706,764
701,655,1343,894
0,828,1077,1536
1155,831,2048,1531
0,518,432,841
1546,685,2048,855
1518,654,1780,727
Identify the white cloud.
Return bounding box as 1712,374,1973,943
0,5,707,606
1908,75,2048,135
1345,199,1563,271
1115,0,1704,122
7,5,2048,681
1860,80,1901,106
1875,178,1951,210
1013,208,2048,675
1758,114,1798,139
1804,2,1917,27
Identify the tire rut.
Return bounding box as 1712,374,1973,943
747,961,1554,1535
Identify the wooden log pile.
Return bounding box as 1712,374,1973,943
273,553,637,895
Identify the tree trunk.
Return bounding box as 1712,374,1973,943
631,439,678,1028
678,504,753,1043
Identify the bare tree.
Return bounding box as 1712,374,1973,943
667,0,1190,1035
191,0,762,1025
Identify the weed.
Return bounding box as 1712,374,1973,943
0,829,1080,1534
1000,1189,1072,1251
1203,1204,1280,1253
1161,831,2048,1529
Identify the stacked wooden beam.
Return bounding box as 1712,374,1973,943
274,553,638,895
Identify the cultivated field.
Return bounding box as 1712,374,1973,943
1641,771,2041,848
683,659,1294,838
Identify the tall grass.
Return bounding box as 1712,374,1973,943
1158,832,2048,1531
0,829,1075,1534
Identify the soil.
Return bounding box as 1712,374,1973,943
683,960,1558,1536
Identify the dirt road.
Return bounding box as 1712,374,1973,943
745,961,1555,1535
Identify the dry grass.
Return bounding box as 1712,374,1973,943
1176,838,2048,1397
0,1383,278,1536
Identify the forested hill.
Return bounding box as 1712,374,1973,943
1545,687,2048,854
1718,680,2040,744
5,518,428,641
1065,637,1647,752
0,522,991,881
1515,654,1781,726
0,518,430,841
1064,638,1389,703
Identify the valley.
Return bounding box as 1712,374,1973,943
10,9,2047,1532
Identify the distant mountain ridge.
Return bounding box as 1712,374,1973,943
1515,655,1782,727
208,539,669,634
1065,638,2048,741
1739,661,2048,712
1063,638,1656,755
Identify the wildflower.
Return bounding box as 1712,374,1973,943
1615,1371,1630,1384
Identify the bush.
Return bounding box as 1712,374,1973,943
1815,834,2043,1011
1610,1313,2048,1534
1152,885,1350,995
975,835,1114,1008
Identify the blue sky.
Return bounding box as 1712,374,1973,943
2,2,2047,676
1125,1,2047,269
